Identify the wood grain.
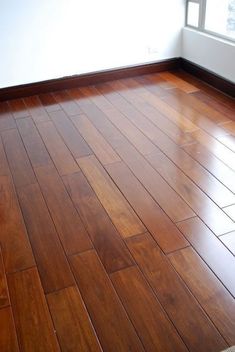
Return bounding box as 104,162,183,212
0,307,19,352
1,128,37,188
17,182,75,293
47,286,102,352
8,98,30,119
50,109,92,158
16,117,52,168
0,101,16,130
8,267,60,351
146,150,235,236
111,266,188,352
35,164,92,255
106,160,188,253
37,120,79,175
177,217,235,298
24,95,50,123
77,155,146,238
0,175,35,273
72,113,120,165
183,142,235,193
126,233,227,352
115,141,195,222
0,248,10,308
63,171,134,273
70,250,144,351
168,246,235,345
39,93,61,113
53,90,82,116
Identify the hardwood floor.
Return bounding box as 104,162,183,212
0,70,235,351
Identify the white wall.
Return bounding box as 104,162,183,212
182,27,235,83
0,0,185,88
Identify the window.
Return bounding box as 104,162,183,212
186,0,235,41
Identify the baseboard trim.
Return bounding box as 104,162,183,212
180,58,235,98
0,57,234,101
0,58,180,101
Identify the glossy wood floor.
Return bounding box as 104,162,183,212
0,70,235,352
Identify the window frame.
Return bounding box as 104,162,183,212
186,0,235,43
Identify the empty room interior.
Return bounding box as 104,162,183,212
1,0,235,351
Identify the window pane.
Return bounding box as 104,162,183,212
187,2,200,27
205,0,235,39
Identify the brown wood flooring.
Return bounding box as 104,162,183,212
0,70,235,352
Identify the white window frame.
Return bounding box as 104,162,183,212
186,0,235,43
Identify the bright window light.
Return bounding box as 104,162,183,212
205,0,235,39
186,0,235,41
187,2,200,27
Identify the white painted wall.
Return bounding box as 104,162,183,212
0,0,185,88
182,27,235,83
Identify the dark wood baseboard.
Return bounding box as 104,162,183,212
0,58,180,101
1,57,234,101
180,58,235,98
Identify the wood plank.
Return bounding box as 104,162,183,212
0,101,16,130
72,113,121,165
0,248,10,308
190,129,235,171
17,182,75,293
161,89,228,138
220,232,235,256
63,171,134,273
172,70,235,110
130,78,198,132
111,266,188,352
177,217,235,298
0,175,35,273
77,155,146,238
37,120,79,175
99,80,198,139
16,117,52,167
68,87,127,150
146,150,235,236
137,73,177,90
114,141,195,222
183,142,235,193
38,93,61,113
1,128,37,188
106,161,189,253
168,246,235,345
47,286,102,352
83,103,197,223
8,267,60,351
223,204,235,221
0,307,19,352
50,109,92,158
24,95,50,123
80,85,157,155
70,250,144,351
126,233,227,352
8,98,30,119
0,136,10,176
168,88,230,124
35,164,92,255
53,90,82,116
158,71,199,93
155,142,235,208
192,90,235,121
116,78,195,146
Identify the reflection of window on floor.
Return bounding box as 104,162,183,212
186,0,235,41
